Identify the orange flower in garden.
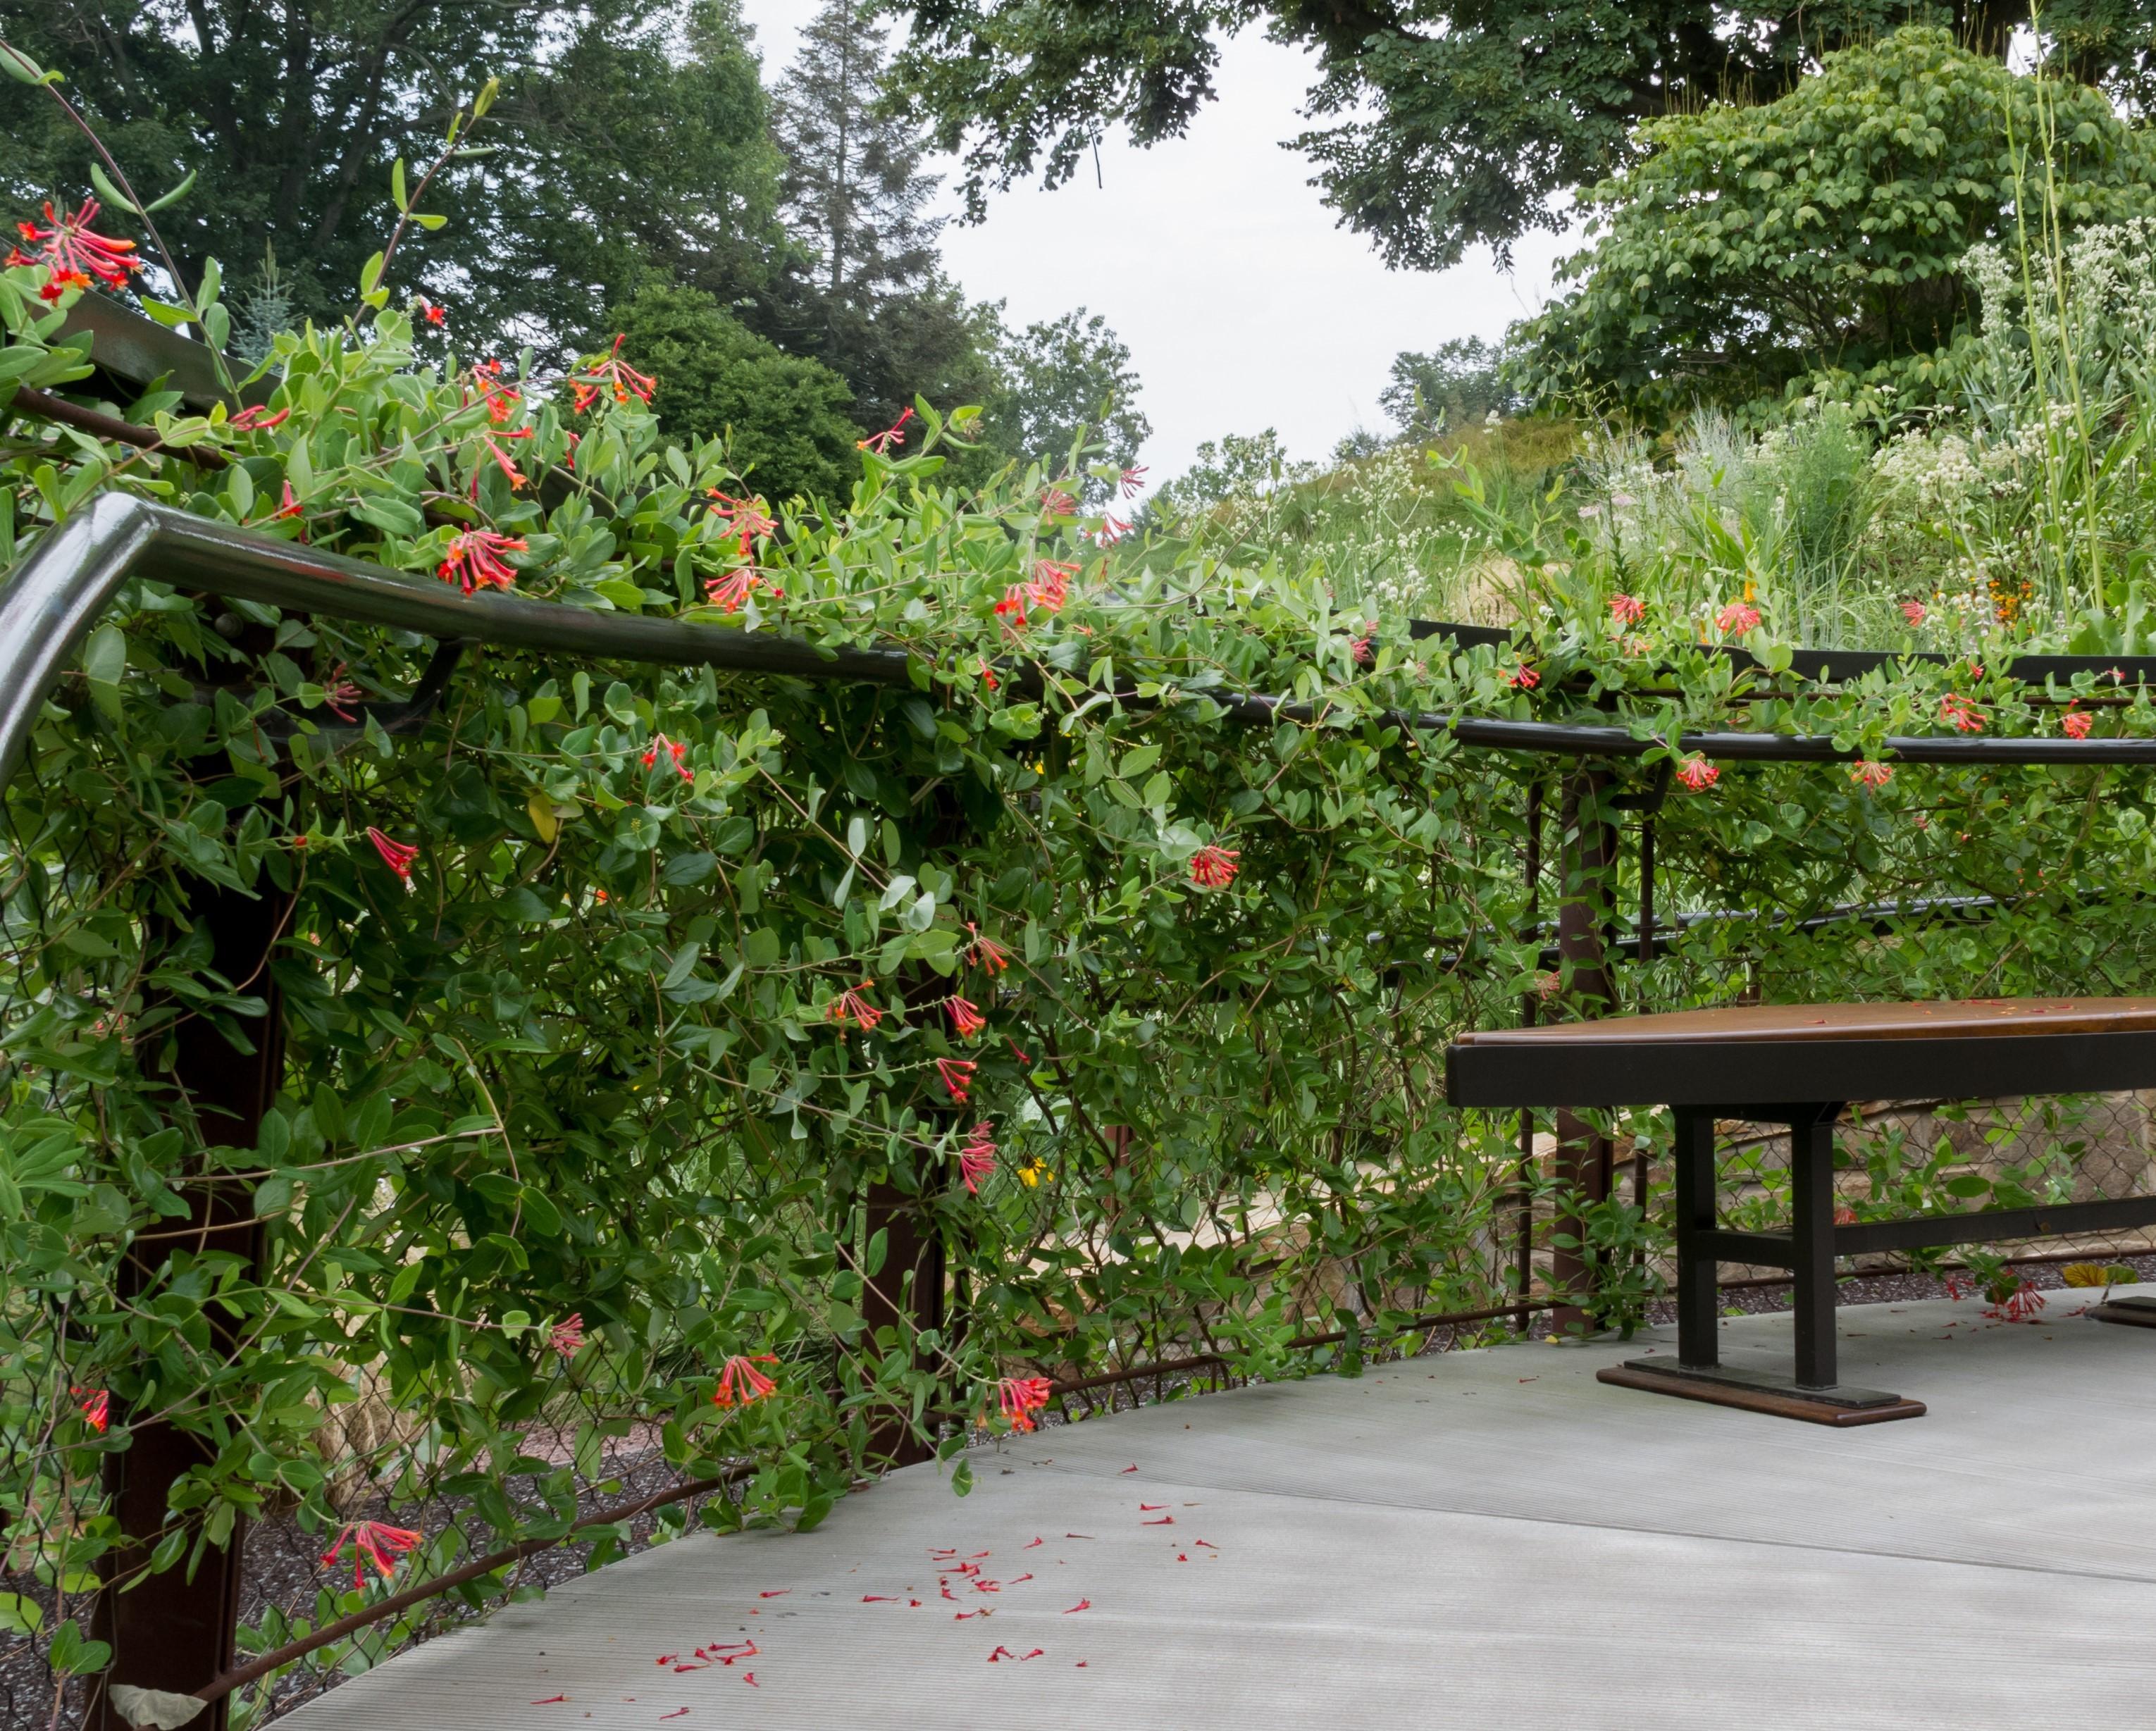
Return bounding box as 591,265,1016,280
858,407,915,454
1675,755,1718,793
1028,559,1077,615
827,981,884,1034
1940,693,1985,734
1716,600,1761,635
937,1057,978,1103
998,1375,1053,1433
1610,592,1644,626
438,529,527,595
366,827,419,879
2062,708,2093,740
946,995,986,1039
712,1354,778,1408
993,585,1030,631
966,924,1010,975
1848,759,1893,790
959,1121,997,1193
321,1520,422,1591
1901,600,1927,626
414,297,447,327
977,658,1000,692
9,199,142,299
707,491,777,557
641,733,693,783
569,335,657,412
72,1386,109,1433
1507,663,1539,690
1188,845,1239,889
705,566,772,612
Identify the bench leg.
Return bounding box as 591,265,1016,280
1790,1107,1838,1391
1673,1106,1718,1370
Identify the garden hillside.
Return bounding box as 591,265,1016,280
11,15,2156,1731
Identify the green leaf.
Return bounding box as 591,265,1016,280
87,161,142,216
391,156,409,213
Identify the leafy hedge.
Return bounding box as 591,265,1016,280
8,170,2156,1716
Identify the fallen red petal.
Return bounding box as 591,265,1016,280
1064,1600,1091,1613
659,1712,688,1722
1141,1516,1174,1525
1138,1503,1166,1510
1024,1537,1044,1549
531,1696,568,1705
759,1589,791,1598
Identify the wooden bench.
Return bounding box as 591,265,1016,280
1446,998,2156,1424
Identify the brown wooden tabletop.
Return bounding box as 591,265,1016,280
1446,997,2156,1108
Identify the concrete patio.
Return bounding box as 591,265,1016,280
287,1287,2156,1729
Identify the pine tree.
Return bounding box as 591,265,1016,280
772,0,941,311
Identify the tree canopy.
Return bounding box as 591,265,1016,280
886,1,2156,271
1512,28,2156,421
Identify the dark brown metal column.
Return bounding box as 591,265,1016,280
859,1165,947,1468
1551,765,1617,1336
1672,1108,1718,1369
89,880,289,1731
1789,1107,1841,1390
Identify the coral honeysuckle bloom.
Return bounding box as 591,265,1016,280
11,199,142,297
959,1121,996,1193
415,297,447,327
1041,487,1077,516
993,585,1030,631
966,924,1010,975
1848,759,1893,790
938,1057,978,1103
857,407,915,454
1507,663,1539,690
1901,600,1927,626
1029,559,1077,614
438,529,528,596
569,334,657,412
1119,465,1149,498
977,658,1000,692
2062,708,2094,740
1675,755,1719,792
712,1353,778,1408
1188,845,1239,889
550,1313,586,1357
366,827,419,879
322,1519,422,1590
705,566,771,612
998,1375,1053,1433
1094,514,1131,547
1350,631,1375,666
1610,592,1644,626
946,995,986,1039
827,982,884,1034
640,733,693,783
1716,600,1761,635
707,491,778,555
225,404,291,433
72,1386,109,1433
1940,693,1985,734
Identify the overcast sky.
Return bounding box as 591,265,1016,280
736,2,1573,484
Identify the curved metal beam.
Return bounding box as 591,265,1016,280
6,493,2156,800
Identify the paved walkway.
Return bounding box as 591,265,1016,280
288,1289,2156,1729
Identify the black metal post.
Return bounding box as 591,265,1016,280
1515,780,1543,1335
1790,1106,1841,1390
1552,767,1617,1336
88,881,290,1731
1672,1108,1718,1370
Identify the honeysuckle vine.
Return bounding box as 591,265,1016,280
11,110,2156,1724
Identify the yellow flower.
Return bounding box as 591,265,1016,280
1017,1160,1051,1188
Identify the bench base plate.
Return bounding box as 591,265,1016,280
2090,1293,2156,1329
1599,1359,1926,1426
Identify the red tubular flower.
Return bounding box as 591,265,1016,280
1119,465,1149,499
1028,559,1077,614
1901,600,1927,626
827,981,884,1034
366,827,419,879
704,566,768,612
1675,755,1719,793
72,1386,109,1433
1094,514,1131,546
1610,592,1644,626
1984,1279,2046,1324
959,1121,997,1193
474,427,533,491
225,405,291,433
1716,600,1761,635
550,1313,585,1357
1848,759,1893,790
13,199,142,295
275,480,304,521
997,1375,1053,1433
967,924,1010,975
1041,487,1077,516
2062,708,2094,740
1507,663,1539,690
414,297,447,327
1940,693,1985,734
707,491,778,557
1188,845,1240,889
977,658,1000,692
712,1353,779,1408
437,530,528,596
993,585,1030,631
321,663,364,722
321,1520,421,1591
640,734,693,783
569,334,657,412
857,407,915,454
947,995,986,1039
938,1057,978,1103
1349,631,1375,666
